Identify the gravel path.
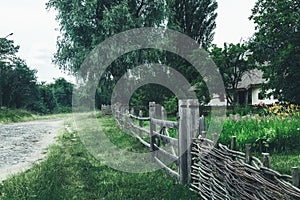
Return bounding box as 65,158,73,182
0,118,66,182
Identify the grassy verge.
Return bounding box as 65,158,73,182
0,108,72,124
0,116,197,199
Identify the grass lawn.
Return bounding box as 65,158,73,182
0,115,197,200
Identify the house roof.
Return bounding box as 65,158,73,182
237,69,266,90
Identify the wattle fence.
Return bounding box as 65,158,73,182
191,138,300,199
107,99,300,199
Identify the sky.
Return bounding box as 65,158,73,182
0,0,257,83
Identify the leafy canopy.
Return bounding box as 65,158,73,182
210,43,255,105
250,0,300,104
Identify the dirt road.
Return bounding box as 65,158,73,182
0,118,66,182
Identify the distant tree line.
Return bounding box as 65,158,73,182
0,37,73,114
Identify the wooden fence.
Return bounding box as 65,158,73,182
112,100,199,184
191,137,300,199
111,100,300,199
101,105,112,115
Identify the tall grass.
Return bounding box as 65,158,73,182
218,115,300,153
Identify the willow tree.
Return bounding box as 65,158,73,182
47,0,218,105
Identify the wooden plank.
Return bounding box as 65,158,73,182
151,118,178,129
153,157,180,180
132,124,150,135
154,144,179,165
136,135,151,148
129,114,150,121
153,131,178,147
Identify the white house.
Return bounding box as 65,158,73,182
208,69,278,106
236,69,278,106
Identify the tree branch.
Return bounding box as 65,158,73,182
136,0,145,17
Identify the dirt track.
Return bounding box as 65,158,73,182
0,118,65,182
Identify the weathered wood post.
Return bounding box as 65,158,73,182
262,153,270,168
138,110,143,137
292,167,299,188
199,115,206,138
161,106,166,120
149,102,156,155
201,131,207,139
231,136,237,151
179,99,199,184
245,144,252,164
130,108,135,131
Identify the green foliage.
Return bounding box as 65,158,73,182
163,96,178,116
0,108,33,123
0,37,38,109
0,36,74,114
167,0,218,50
0,117,197,199
47,0,219,109
210,43,256,105
250,0,300,104
219,115,300,153
51,78,73,108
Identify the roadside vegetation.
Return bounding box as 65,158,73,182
0,115,197,200
0,108,72,124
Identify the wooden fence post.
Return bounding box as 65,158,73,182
201,131,207,139
179,100,188,184
161,106,166,120
199,115,206,138
130,108,134,115
292,167,299,188
262,153,270,168
187,99,199,183
139,110,143,137
231,136,237,151
245,144,252,164
149,102,156,154
179,99,199,184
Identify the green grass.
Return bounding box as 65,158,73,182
0,108,73,124
0,116,197,199
270,153,300,175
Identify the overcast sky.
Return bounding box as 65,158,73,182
0,0,257,83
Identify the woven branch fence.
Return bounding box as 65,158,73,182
191,137,300,199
